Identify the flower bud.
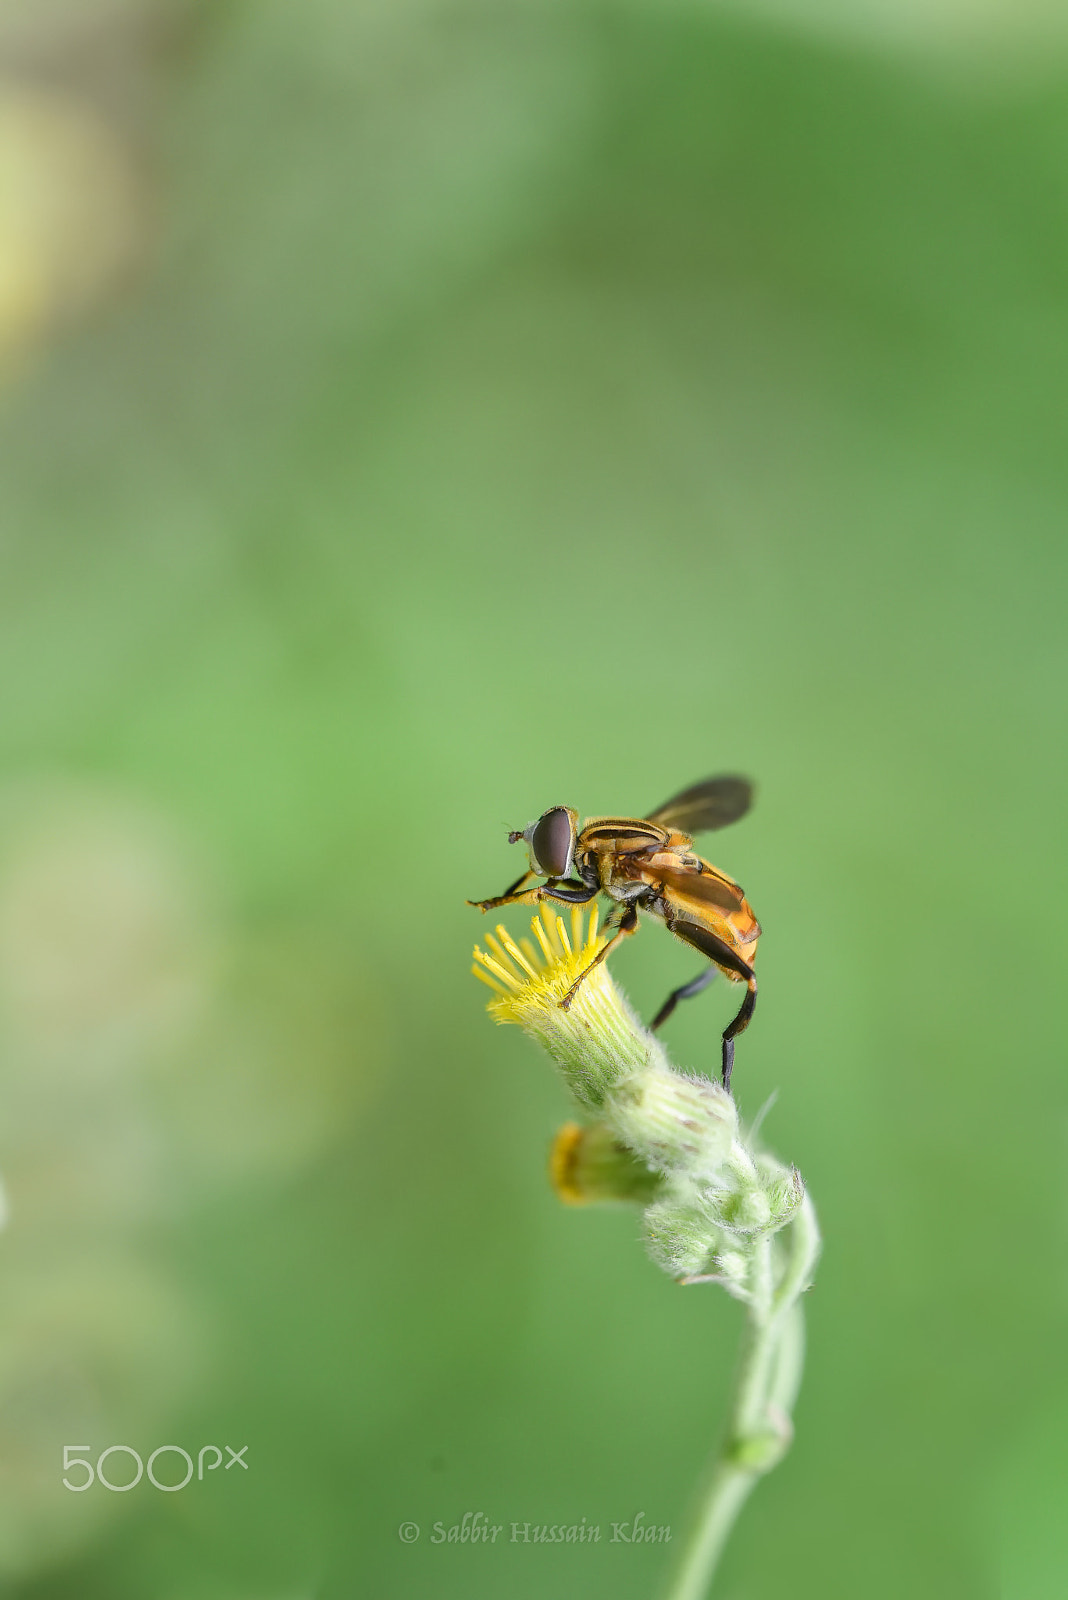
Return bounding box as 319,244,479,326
758,1161,805,1231
642,1189,726,1281
718,1185,773,1234
606,1068,737,1177
549,1121,663,1206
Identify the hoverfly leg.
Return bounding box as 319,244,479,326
501,869,538,900
721,1036,735,1094
721,979,758,1094
649,966,718,1032
659,916,757,1093
557,902,640,1013
467,876,599,914
541,879,601,905
466,869,539,912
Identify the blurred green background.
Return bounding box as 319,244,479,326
0,1,1065,1597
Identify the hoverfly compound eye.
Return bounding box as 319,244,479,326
529,807,577,878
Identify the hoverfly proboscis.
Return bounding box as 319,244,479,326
468,776,761,1092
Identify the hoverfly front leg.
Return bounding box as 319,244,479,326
557,901,641,1013
467,875,599,914
656,916,757,1094
466,870,538,912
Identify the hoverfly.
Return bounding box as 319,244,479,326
468,776,760,1091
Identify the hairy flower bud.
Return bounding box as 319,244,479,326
549,1121,663,1206
605,1067,737,1177
643,1190,729,1281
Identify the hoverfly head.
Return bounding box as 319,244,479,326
510,806,578,879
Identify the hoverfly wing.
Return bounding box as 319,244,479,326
647,776,753,834
656,862,748,915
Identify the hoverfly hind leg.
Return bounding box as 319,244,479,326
658,915,757,1094
721,976,758,1094
649,966,718,1031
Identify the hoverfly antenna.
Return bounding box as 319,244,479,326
508,830,524,844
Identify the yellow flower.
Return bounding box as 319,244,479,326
472,900,604,1018
472,903,658,1107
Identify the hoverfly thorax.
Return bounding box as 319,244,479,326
509,806,578,879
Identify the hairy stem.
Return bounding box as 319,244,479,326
661,1196,821,1600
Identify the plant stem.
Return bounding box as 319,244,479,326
660,1196,821,1600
